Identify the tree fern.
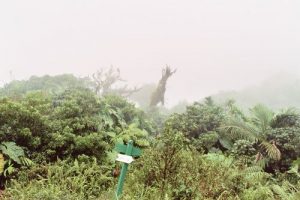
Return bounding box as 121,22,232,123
250,104,274,135
222,104,282,166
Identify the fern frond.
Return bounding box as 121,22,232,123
287,164,300,178
255,156,268,169
243,165,269,183
245,171,267,182
244,166,263,174
19,156,34,167
273,182,300,200
272,183,295,200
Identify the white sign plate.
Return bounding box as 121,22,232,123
116,154,134,164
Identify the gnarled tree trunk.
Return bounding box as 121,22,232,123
150,66,176,107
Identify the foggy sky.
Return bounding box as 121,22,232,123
1,0,300,106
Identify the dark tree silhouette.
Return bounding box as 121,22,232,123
150,66,176,107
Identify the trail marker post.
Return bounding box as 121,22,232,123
114,140,141,199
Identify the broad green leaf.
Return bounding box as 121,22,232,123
219,138,233,150
0,142,25,164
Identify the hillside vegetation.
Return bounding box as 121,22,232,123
212,73,300,110
0,75,299,200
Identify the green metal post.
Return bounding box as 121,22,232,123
115,140,133,198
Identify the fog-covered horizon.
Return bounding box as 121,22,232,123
1,0,300,106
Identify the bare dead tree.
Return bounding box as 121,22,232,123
150,66,176,107
92,67,123,95
91,66,140,97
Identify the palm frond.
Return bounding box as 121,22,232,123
250,104,274,135
279,107,299,116
222,118,258,141
260,141,281,161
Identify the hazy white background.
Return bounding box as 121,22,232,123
1,0,300,105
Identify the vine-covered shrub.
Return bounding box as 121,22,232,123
164,98,225,153
0,97,50,152
231,139,256,157
165,98,224,138
267,127,300,173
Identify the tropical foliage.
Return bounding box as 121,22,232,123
0,74,299,199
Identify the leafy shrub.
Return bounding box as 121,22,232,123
231,139,256,157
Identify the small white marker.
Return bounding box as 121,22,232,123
116,154,134,164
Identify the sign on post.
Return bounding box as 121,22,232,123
114,140,142,199
115,143,141,157
116,154,134,164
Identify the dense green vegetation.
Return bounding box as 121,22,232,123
0,75,299,199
